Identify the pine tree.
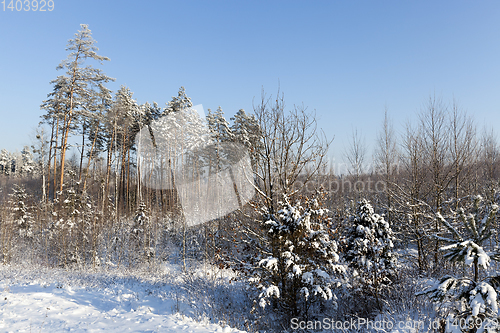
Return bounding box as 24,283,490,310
251,193,345,323
112,86,142,213
132,202,154,262
142,102,162,126
0,149,13,175
40,75,69,197
136,93,210,227
20,146,36,177
206,106,235,175
61,185,84,265
81,83,113,192
230,109,262,170
207,106,234,143
9,184,33,239
345,199,397,311
419,196,500,332
164,86,192,115
45,24,113,192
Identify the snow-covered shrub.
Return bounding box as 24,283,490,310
9,184,34,239
131,202,155,263
48,183,94,267
249,193,346,325
419,196,500,333
345,199,397,312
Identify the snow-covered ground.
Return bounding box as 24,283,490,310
0,263,246,332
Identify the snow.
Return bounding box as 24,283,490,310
477,247,490,269
259,257,278,271
0,264,246,333
440,240,490,269
292,264,302,276
300,287,309,300
313,268,330,280
470,282,499,317
312,285,328,300
470,288,485,317
258,285,280,309
302,272,314,284
264,285,280,298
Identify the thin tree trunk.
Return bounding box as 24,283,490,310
104,115,117,211
119,130,127,215
127,144,131,214
474,257,479,282
47,119,55,203
53,118,59,198
59,111,71,192
83,123,100,192
59,49,80,192
79,124,85,183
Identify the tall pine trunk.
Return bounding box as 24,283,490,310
78,123,86,184
83,123,100,192
46,119,55,202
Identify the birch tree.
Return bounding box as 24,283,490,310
252,89,331,214
374,109,398,225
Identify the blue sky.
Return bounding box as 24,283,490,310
1,0,499,163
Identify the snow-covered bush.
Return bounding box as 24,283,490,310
9,184,34,239
249,193,346,325
419,196,500,333
345,199,397,312
48,183,94,267
132,202,155,262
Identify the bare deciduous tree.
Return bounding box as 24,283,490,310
252,89,332,213
482,127,500,189
448,101,477,202
374,108,398,224
397,121,428,270
344,127,366,188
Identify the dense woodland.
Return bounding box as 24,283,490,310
2,24,500,332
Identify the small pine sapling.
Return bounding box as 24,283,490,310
132,202,154,262
418,196,500,333
250,193,346,322
9,184,33,239
345,199,397,311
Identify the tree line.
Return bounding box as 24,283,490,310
0,23,499,330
